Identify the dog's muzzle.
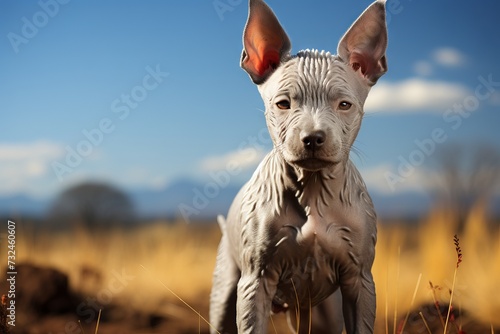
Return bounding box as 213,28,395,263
301,129,326,151
286,130,339,171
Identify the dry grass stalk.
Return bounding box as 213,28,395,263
398,273,422,334
270,315,278,334
139,264,220,334
290,278,300,331
393,246,401,334
308,297,312,334
385,265,390,334
94,309,102,334
443,235,463,334
419,311,432,334
78,320,85,333
429,281,446,330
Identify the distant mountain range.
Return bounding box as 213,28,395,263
0,177,444,222
129,178,243,221
0,194,51,217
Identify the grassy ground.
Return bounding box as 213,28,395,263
4,202,500,333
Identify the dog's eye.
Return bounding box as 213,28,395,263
276,100,291,110
338,101,352,111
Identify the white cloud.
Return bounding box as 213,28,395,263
413,60,433,76
0,140,62,162
359,164,397,194
360,164,434,195
199,147,266,172
432,47,466,67
118,167,169,190
0,141,64,196
365,78,470,113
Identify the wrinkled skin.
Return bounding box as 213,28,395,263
210,1,388,333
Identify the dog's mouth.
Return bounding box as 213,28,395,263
290,157,339,171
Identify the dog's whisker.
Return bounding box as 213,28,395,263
350,145,368,164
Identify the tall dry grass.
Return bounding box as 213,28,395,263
14,222,220,318
6,201,500,332
374,202,500,332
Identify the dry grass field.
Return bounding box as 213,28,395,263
3,201,500,333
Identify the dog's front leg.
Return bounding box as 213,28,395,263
236,271,275,333
210,234,240,334
340,268,376,334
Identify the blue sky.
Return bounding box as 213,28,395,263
1,0,500,205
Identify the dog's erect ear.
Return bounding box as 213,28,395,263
241,0,291,84
337,0,388,85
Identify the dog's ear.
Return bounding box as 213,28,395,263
241,0,291,84
337,0,388,85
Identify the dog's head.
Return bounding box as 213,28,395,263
241,0,387,172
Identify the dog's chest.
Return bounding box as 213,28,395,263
265,209,357,310
235,154,371,310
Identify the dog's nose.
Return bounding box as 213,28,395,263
301,130,326,150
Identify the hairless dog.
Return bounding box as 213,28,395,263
210,1,388,333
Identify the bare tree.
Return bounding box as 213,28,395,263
430,142,500,230
47,182,136,230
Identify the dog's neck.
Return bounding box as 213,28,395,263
253,148,360,219
289,156,358,217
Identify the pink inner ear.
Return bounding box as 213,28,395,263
243,43,281,80
350,51,374,77
256,48,280,76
